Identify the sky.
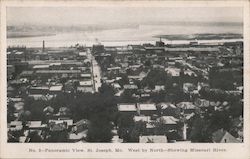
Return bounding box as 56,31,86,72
7,7,243,26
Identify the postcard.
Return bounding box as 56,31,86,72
0,0,249,158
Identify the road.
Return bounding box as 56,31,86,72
87,49,102,92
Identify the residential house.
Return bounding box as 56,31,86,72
176,102,197,114
212,129,241,143
137,103,157,116
139,135,167,143
117,103,138,115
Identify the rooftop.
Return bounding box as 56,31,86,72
117,103,137,112
157,116,179,125
133,116,151,122
177,102,196,109
138,103,157,111
79,80,93,86
36,70,81,74
139,135,167,143
49,85,63,91
33,65,50,69
212,129,241,143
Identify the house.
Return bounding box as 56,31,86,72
14,102,24,112
20,70,34,78
49,85,63,94
58,107,71,117
112,83,121,91
28,94,53,101
26,121,46,130
19,136,30,143
43,106,54,116
165,67,181,77
195,98,211,111
123,84,138,90
9,121,23,131
69,119,89,142
77,86,94,93
212,129,241,143
80,74,92,80
184,69,197,77
183,83,196,93
49,119,73,131
139,135,167,143
154,85,165,92
157,116,179,131
33,65,50,70
133,116,151,123
137,103,157,116
157,103,178,117
77,80,94,93
72,119,90,134
29,86,49,95
176,102,197,114
49,121,67,132
68,130,88,142
117,103,138,115
79,80,93,87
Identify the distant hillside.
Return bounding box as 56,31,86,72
155,33,243,40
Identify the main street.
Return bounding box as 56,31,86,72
87,48,102,92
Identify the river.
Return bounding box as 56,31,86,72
7,24,243,48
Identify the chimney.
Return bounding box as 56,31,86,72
42,40,45,52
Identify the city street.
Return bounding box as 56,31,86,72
87,48,102,92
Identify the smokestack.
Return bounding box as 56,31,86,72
42,40,45,52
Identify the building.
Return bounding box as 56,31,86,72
92,44,105,54
157,116,179,131
176,102,197,114
139,135,167,143
49,85,63,94
117,103,138,115
212,129,241,143
137,103,157,116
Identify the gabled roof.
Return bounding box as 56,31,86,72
43,106,54,113
212,129,241,143
157,116,179,125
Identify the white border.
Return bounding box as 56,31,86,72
0,1,249,159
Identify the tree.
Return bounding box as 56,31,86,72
128,121,147,142
28,131,42,142
142,69,170,89
117,114,134,141
87,114,113,142
98,83,115,95
189,115,211,142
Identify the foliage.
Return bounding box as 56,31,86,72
87,113,113,142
